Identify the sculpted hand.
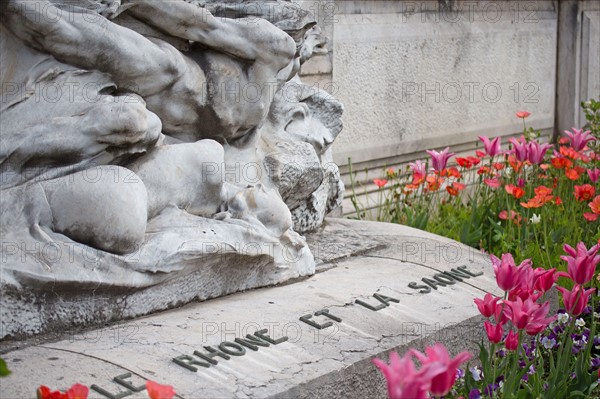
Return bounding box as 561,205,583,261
97,0,122,19
183,0,206,8
35,94,162,165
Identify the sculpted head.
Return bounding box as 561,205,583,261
225,183,293,237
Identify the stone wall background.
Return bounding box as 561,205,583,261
294,0,600,216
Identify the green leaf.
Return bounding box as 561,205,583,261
0,357,10,377
567,391,589,398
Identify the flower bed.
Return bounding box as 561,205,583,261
358,102,600,398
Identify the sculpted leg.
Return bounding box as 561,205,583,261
127,140,226,219
39,166,148,254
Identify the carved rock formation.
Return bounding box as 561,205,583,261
0,0,343,338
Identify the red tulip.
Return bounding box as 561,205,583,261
146,381,175,399
516,111,531,119
557,285,596,316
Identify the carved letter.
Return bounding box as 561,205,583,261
408,282,432,294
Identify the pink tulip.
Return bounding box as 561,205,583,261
426,147,455,172
490,253,527,291
515,260,535,290
479,136,502,157
484,321,504,343
564,128,595,151
588,168,600,183
504,330,519,351
526,141,553,164
533,268,557,293
474,293,501,318
559,242,600,285
557,285,596,317
509,137,528,162
503,297,555,335
508,287,541,303
373,351,443,399
494,300,509,325
409,160,427,183
410,344,472,397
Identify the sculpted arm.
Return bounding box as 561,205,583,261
124,0,295,65
4,0,184,95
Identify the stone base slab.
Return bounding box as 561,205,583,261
0,219,501,399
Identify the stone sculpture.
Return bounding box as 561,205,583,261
0,0,344,338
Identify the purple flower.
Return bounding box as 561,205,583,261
426,147,455,172
469,388,482,399
479,136,502,157
509,137,528,162
583,328,591,338
484,383,499,396
526,141,553,164
591,357,600,370
588,168,600,183
564,128,596,151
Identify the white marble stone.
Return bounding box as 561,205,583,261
0,0,345,339
332,8,557,165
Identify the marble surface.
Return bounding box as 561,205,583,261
0,218,501,399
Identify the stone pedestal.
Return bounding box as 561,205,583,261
0,219,500,399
